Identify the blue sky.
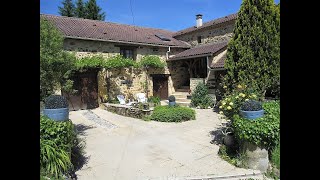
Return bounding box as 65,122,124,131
40,0,280,31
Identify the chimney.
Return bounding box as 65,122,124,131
196,14,203,28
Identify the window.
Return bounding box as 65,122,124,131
155,34,171,41
197,36,202,43
120,48,134,59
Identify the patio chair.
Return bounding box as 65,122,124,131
116,95,126,105
135,93,147,103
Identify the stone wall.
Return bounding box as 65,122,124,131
174,21,235,47
64,39,119,58
64,38,186,102
168,60,190,91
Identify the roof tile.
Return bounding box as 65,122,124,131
168,41,228,60
41,14,190,48
173,13,237,37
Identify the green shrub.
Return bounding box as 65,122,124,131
40,139,73,178
150,106,195,122
40,115,75,153
191,83,214,109
271,143,280,169
218,84,260,119
232,101,280,149
44,95,69,109
104,55,136,69
139,55,165,68
148,96,160,106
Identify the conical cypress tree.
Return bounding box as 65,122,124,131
85,0,106,20
58,0,76,17
75,0,86,18
223,0,280,98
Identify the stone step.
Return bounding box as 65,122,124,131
171,94,187,99
176,88,189,92
176,101,191,107
172,91,190,95
175,98,191,103
180,86,190,89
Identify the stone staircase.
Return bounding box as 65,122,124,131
169,86,191,107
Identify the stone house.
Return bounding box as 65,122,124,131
41,13,237,110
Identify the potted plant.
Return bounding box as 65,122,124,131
221,127,235,147
168,95,176,106
239,100,264,120
43,95,69,121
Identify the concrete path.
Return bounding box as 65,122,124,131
70,108,263,180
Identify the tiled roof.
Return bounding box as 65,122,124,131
173,13,238,37
168,41,228,61
41,14,191,48
210,53,226,69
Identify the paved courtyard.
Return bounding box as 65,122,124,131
70,108,263,180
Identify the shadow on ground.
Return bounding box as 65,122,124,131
69,124,94,179
210,127,224,145
75,123,96,136
209,121,232,145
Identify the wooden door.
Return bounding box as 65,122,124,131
152,75,168,100
63,70,99,110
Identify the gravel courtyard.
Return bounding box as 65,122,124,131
70,108,263,180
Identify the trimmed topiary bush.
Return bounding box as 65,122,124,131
150,106,195,122
241,100,262,111
168,95,176,102
191,83,214,109
45,95,69,109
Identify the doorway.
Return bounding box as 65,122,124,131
152,74,169,100
63,69,99,110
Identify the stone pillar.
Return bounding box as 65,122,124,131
241,141,269,172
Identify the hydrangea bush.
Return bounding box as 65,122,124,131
218,84,260,119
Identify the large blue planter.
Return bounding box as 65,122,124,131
169,101,176,106
43,108,69,121
240,109,264,120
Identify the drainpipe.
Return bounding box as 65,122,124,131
206,56,211,69
166,46,171,60
206,56,213,84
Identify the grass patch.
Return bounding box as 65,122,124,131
271,143,280,169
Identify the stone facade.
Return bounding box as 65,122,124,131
62,18,235,103
64,38,186,102
174,21,235,47
168,60,190,90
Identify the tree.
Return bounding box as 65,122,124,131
85,0,106,20
75,0,86,18
223,0,280,99
58,0,76,17
40,18,76,100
